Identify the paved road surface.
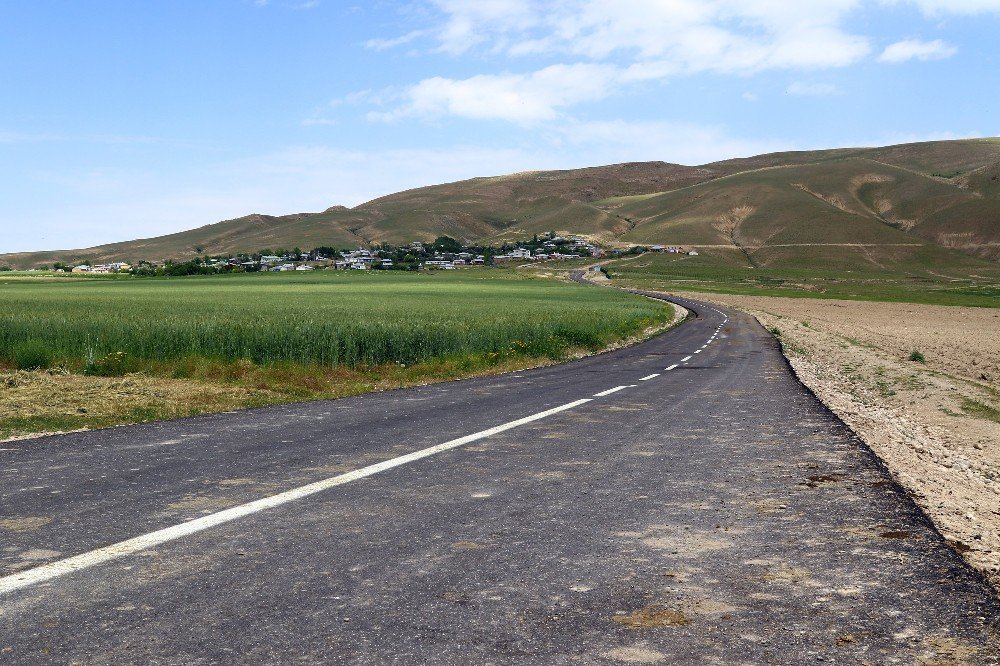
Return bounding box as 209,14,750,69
1,290,998,664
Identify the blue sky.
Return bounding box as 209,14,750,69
1,0,998,253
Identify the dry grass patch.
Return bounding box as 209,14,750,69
0,369,279,441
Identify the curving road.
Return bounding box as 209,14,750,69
1,287,998,664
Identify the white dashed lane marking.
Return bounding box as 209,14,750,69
593,385,634,397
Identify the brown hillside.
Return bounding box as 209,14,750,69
2,139,999,270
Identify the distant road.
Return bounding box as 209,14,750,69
1,288,997,663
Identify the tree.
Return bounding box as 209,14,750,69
433,235,462,253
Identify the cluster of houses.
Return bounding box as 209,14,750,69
649,245,698,255
199,248,488,271
423,253,488,269
492,236,603,262
332,249,395,270
69,262,131,274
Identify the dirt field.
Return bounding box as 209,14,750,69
676,292,1000,590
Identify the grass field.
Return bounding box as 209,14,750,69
601,249,1000,308
0,271,672,439
0,271,669,369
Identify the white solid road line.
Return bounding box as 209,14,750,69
593,385,633,397
681,355,692,362
0,397,594,597
639,374,660,381
665,364,679,371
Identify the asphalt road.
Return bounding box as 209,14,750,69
1,287,998,664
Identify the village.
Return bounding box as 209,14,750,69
55,233,697,277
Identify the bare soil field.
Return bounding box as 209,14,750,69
674,292,1000,589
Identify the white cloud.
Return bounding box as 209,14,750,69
786,81,842,96
369,63,621,124
300,117,337,127
365,1,876,123
878,39,957,63
887,0,1000,14
430,0,540,55
419,0,871,71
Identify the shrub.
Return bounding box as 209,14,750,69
769,326,782,337
12,340,53,370
909,350,926,363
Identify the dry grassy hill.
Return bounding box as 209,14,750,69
3,138,999,269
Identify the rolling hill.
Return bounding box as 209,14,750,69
2,138,999,270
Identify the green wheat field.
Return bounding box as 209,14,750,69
0,271,670,373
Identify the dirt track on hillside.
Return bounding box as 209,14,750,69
676,292,1000,590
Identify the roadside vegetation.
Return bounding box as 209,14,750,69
0,270,671,440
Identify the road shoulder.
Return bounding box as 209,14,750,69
674,291,1000,592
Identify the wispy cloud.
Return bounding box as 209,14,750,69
300,118,338,127
887,0,1000,15
406,1,872,69
0,131,60,144
365,0,1000,128
878,39,957,63
364,1,874,124
251,0,319,9
365,30,426,51
553,119,793,165
786,81,842,96
0,131,174,145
